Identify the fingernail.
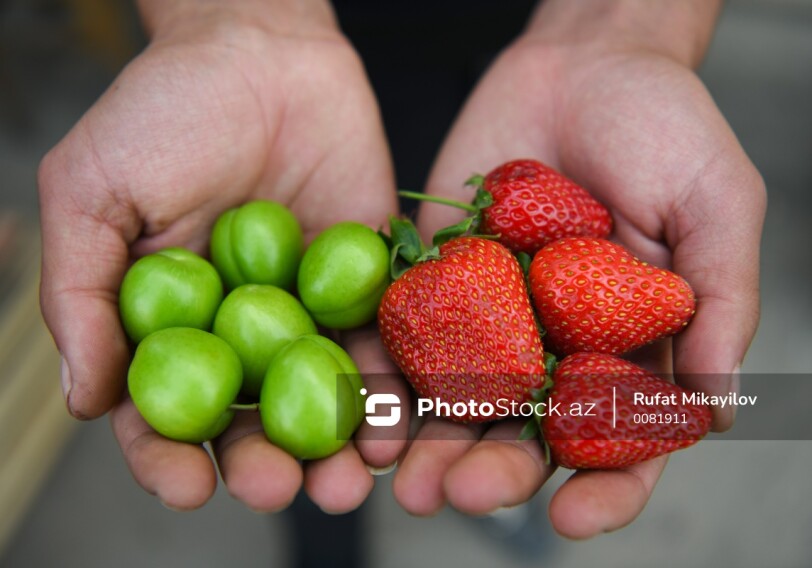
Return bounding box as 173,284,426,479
160,499,186,513
728,364,742,422
60,355,72,402
366,461,398,476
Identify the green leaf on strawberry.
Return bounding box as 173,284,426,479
380,215,440,280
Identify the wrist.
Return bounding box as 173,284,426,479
522,0,723,68
136,0,341,44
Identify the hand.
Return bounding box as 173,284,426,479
394,0,766,538
38,0,398,512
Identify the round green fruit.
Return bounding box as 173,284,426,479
260,335,365,460
119,247,223,343
297,221,390,329
212,284,317,397
210,200,304,291
127,327,242,443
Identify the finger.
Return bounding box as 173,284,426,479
392,419,483,516
304,442,374,514
670,153,767,431
210,410,302,513
548,455,667,540
624,340,673,375
340,325,410,469
442,420,553,515
110,396,218,510
417,51,560,240
353,373,412,470
38,140,141,420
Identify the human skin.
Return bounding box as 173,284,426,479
38,0,766,536
389,0,766,539
38,0,400,512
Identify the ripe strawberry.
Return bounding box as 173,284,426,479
377,232,546,423
473,158,612,254
398,158,612,256
528,237,695,356
541,353,712,469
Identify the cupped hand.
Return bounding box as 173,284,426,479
38,4,399,512
396,22,766,537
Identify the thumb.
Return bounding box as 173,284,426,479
38,135,139,419
671,157,766,432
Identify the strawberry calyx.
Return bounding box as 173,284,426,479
517,352,558,453
379,213,500,280
527,352,558,405
379,215,436,280
533,352,563,466
514,251,533,276
464,174,495,214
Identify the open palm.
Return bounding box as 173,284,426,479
397,38,765,538
38,18,398,512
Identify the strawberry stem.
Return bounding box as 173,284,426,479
396,177,495,245
398,190,478,213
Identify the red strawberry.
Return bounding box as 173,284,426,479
474,158,612,254
528,237,695,356
398,158,612,256
541,353,712,469
377,234,546,423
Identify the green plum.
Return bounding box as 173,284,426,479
210,200,304,291
119,247,223,343
297,221,390,329
260,335,365,460
128,327,242,443
212,284,317,397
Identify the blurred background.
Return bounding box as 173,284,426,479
1,0,811,566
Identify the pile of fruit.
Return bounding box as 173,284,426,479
119,202,390,459
379,159,711,469
118,158,712,470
